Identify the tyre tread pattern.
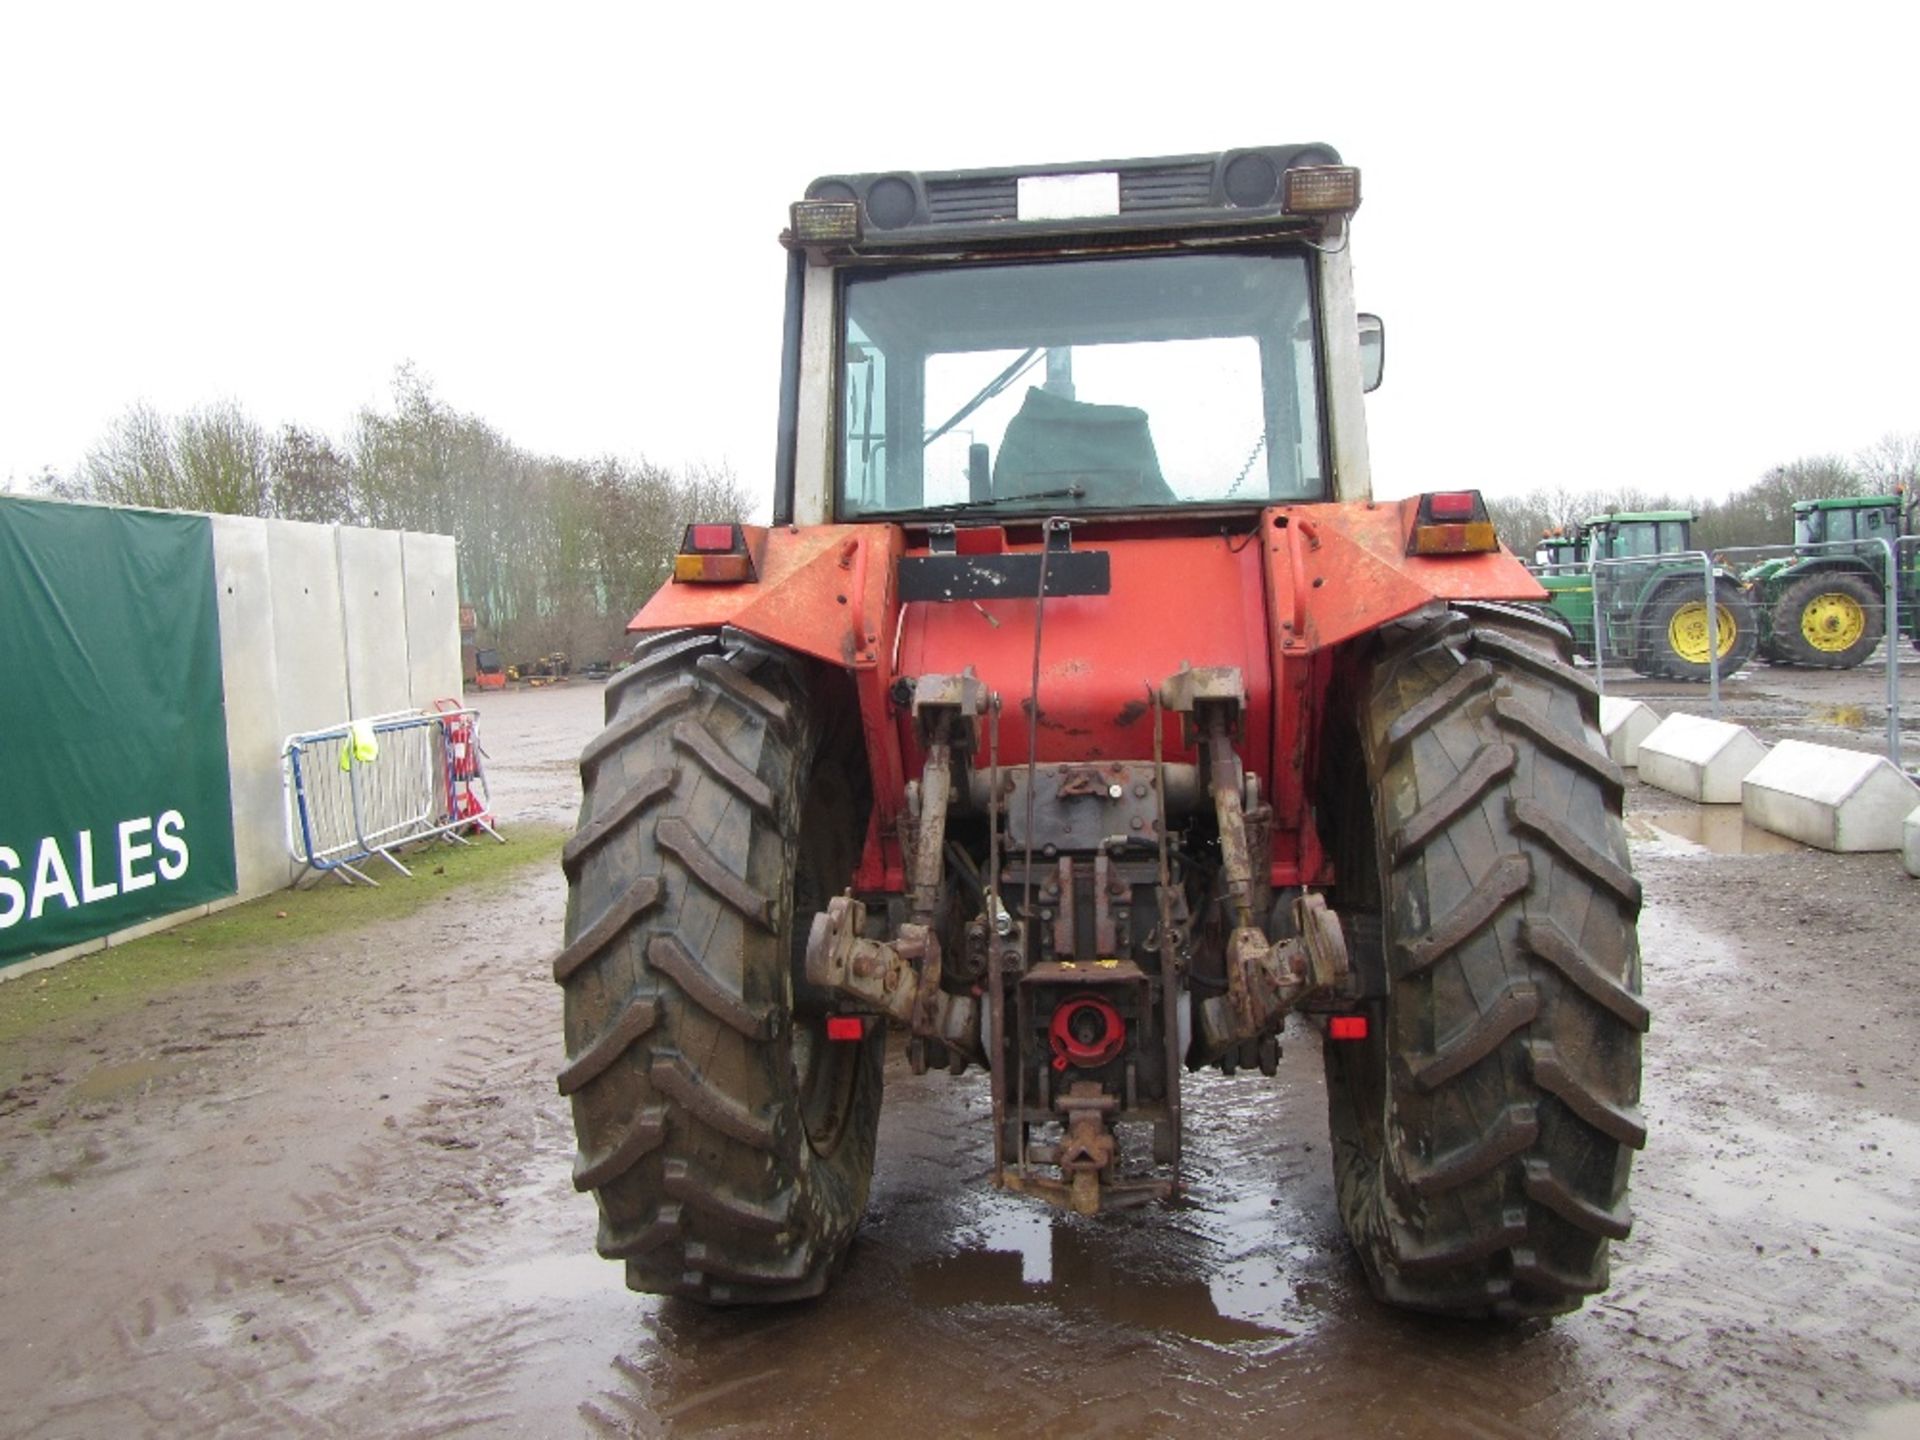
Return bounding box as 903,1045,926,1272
561,769,676,880
1389,742,1516,863
645,934,774,1039
557,998,660,1096
655,817,776,930
1400,984,1539,1091
1509,797,1643,913
551,877,664,984
1324,603,1645,1319
557,631,883,1305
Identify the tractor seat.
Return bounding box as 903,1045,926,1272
992,386,1176,507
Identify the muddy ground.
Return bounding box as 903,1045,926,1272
3,649,1919,1439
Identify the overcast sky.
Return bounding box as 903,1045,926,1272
3,3,1915,508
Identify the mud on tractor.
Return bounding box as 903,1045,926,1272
557,144,1646,1320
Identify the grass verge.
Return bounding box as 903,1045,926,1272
0,825,565,1057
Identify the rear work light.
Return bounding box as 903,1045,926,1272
1408,489,1499,556
1283,165,1362,215
673,522,758,584
1328,1014,1370,1042
790,199,862,246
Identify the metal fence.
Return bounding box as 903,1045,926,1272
1571,536,1911,767
283,703,501,885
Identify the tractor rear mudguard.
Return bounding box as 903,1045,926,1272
631,501,1545,893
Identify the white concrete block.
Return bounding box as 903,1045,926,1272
401,532,462,708
1742,740,1920,852
1636,712,1768,804
1600,696,1660,769
336,526,412,718
1905,804,1920,878
211,515,297,898
266,520,352,737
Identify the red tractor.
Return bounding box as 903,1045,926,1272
556,144,1645,1319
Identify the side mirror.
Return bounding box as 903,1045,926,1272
1358,314,1385,392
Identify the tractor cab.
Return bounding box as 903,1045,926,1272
1794,495,1903,551
778,146,1393,526
1532,530,1587,568
1585,511,1694,561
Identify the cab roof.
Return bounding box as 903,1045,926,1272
800,142,1345,249
1794,495,1901,512
1582,510,1695,525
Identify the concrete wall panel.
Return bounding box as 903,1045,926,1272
336,526,412,718
266,520,352,739
402,532,462,707
210,515,295,898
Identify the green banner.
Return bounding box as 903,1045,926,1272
0,497,238,965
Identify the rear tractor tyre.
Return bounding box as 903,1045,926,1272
1323,602,1647,1318
1768,573,1883,669
1644,581,1757,682
555,627,883,1304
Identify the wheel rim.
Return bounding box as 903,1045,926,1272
1800,592,1866,652
1668,601,1738,663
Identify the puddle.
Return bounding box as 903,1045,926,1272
73,1057,189,1100
910,1206,1294,1346
1811,703,1869,728
1627,809,1806,856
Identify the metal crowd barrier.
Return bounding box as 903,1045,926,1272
1710,537,1906,768
283,702,502,885
1574,538,1909,766
1588,550,1724,716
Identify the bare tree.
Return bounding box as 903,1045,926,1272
1858,431,1920,495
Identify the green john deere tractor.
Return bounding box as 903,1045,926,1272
1744,493,1920,668
1527,510,1757,681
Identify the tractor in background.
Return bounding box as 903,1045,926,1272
1527,510,1754,680
556,142,1645,1321
1744,492,1920,668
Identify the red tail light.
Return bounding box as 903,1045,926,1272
1428,491,1476,521
687,523,738,552
1329,1014,1370,1042
826,1016,866,1042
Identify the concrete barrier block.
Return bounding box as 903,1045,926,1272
1904,804,1920,878
1600,697,1660,769
1742,740,1920,851
1637,712,1768,804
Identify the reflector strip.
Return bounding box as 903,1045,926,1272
826,1016,866,1042
1411,521,1499,556
1329,1015,1370,1041
672,553,753,583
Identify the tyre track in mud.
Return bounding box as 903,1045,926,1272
0,869,594,1438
